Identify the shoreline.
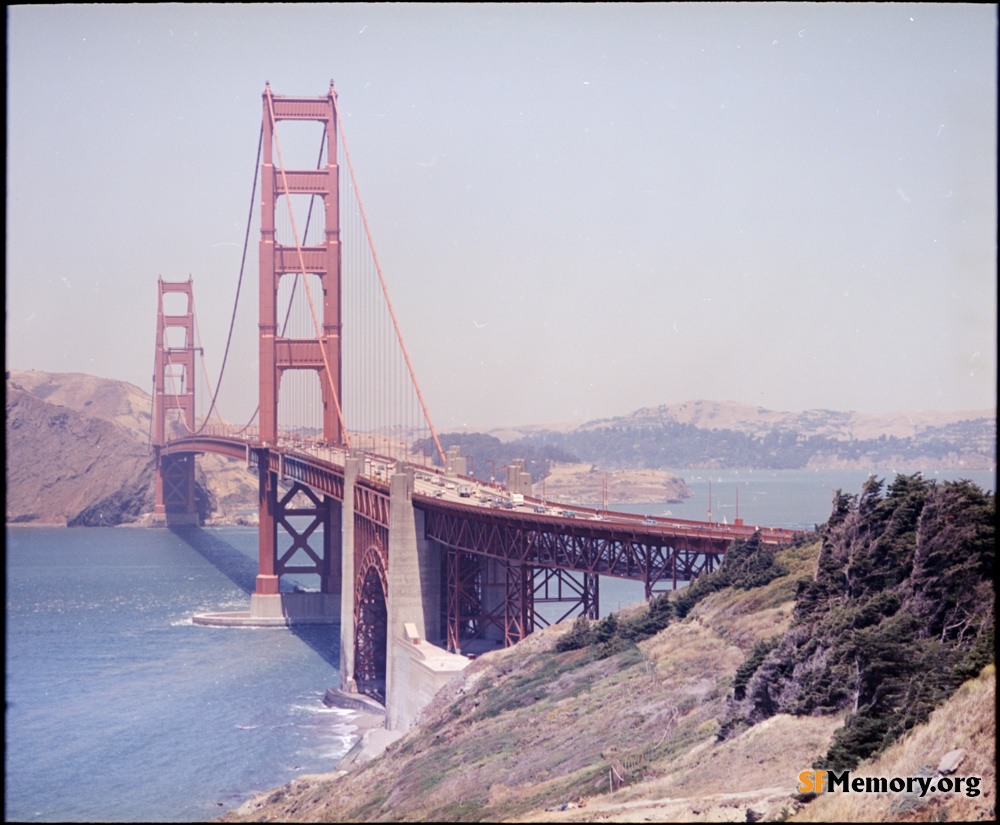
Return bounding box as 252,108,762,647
322,689,405,769
225,700,403,821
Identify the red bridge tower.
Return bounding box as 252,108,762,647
258,81,343,446
253,82,343,603
152,277,201,526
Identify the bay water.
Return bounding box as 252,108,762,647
5,468,994,821
552,467,996,615
5,526,353,823
617,467,995,531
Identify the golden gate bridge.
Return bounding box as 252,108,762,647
150,83,804,728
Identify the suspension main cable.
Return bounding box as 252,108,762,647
191,294,225,431
330,92,446,466
265,87,351,449
197,124,266,435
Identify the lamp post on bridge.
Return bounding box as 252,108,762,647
735,482,744,527
486,459,496,484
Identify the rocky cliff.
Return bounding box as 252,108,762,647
5,370,255,526
6,377,158,525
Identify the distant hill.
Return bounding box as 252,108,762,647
5,370,256,526
494,399,996,471
6,371,158,525
6,371,994,523
8,368,155,442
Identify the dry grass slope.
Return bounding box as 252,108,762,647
220,541,864,824
220,530,992,823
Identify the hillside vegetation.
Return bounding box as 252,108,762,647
222,475,994,823
719,474,993,771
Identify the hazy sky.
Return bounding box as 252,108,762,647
7,3,997,431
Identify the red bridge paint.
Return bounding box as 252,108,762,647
153,84,811,682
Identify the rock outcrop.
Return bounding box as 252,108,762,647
6,381,157,525
5,369,247,526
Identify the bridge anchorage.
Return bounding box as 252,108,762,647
151,83,806,731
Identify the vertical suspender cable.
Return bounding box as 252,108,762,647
330,94,446,467
196,125,265,435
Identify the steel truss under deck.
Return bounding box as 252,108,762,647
425,505,724,654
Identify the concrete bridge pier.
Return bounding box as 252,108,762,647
384,465,469,732
153,452,200,527
194,451,341,627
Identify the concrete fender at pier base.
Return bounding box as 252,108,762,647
324,688,387,718
192,592,340,627
389,626,470,732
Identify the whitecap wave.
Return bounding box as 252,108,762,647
289,703,355,719
306,733,355,759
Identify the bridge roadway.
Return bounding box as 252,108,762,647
160,431,802,587
162,431,806,729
